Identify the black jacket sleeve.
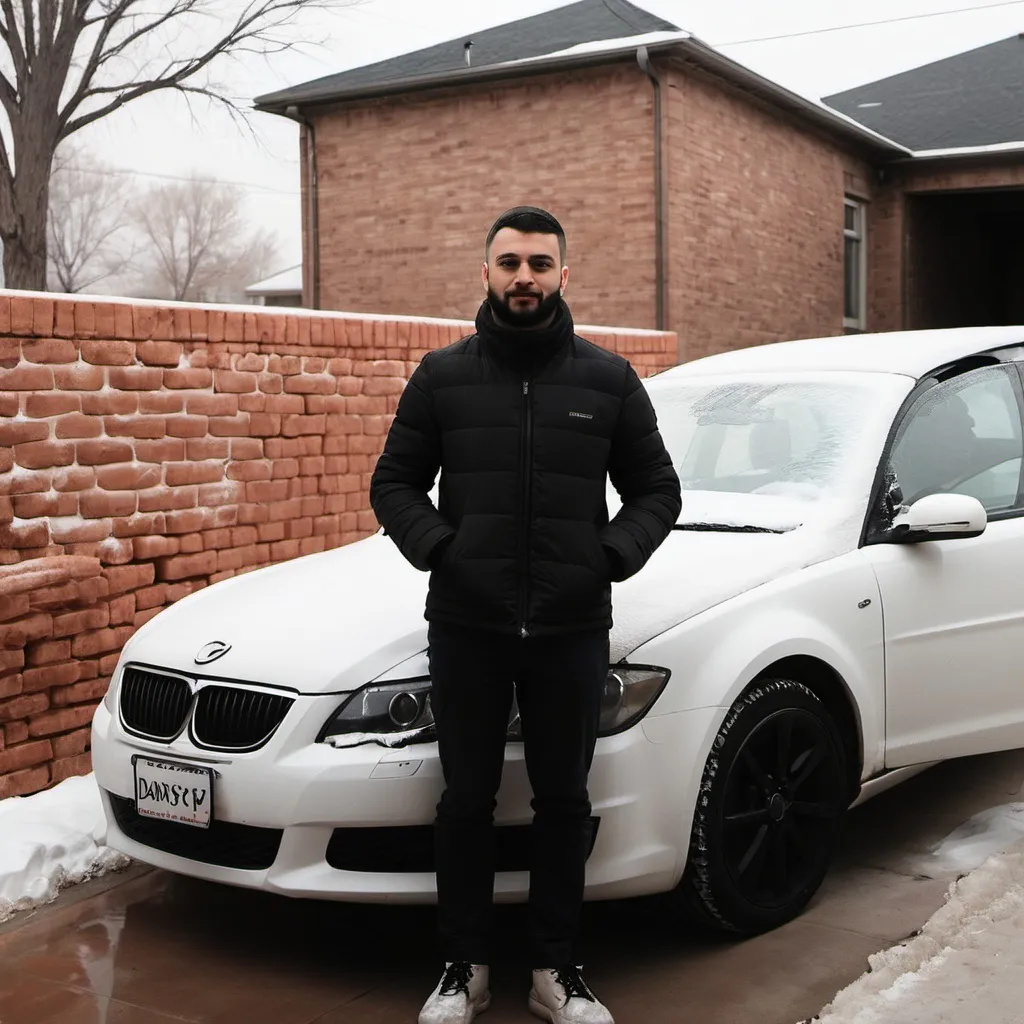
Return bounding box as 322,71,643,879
599,364,682,582
369,356,456,572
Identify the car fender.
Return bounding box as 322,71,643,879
628,548,885,779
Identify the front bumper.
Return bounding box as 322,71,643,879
92,693,720,904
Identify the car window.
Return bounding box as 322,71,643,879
889,366,1024,513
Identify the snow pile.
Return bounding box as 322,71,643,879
913,803,1024,879
812,837,1024,1024
0,773,130,923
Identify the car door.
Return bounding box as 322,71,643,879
864,362,1024,767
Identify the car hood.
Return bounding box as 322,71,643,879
124,520,851,694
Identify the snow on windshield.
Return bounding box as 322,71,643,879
646,377,886,528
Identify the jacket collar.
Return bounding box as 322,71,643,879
474,298,574,372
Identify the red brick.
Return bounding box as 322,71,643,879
139,391,184,414
133,440,184,465
227,461,271,482
0,362,54,392
186,393,238,416
52,607,109,638
179,533,202,554
284,374,336,395
80,390,138,415
108,593,135,625
23,393,79,417
55,413,103,439
133,536,179,560
164,367,213,389
81,339,133,365
52,363,104,390
209,414,250,437
4,720,28,743
27,703,93,735
0,692,48,723
165,462,224,486
76,439,134,466
9,296,33,334
106,366,163,390
249,412,281,436
26,639,71,666
155,550,217,581
22,339,76,364
187,437,230,460
137,340,182,366
98,537,133,566
230,438,263,460
53,727,91,758
79,489,137,519
104,563,155,594
0,420,49,446
22,661,80,692
166,415,209,438
50,675,110,705
0,673,20,699
47,751,92,782
134,607,163,628
0,765,49,798
70,627,121,658
96,463,161,490
135,583,169,609
112,512,166,538
50,466,93,493
13,440,74,470
11,492,77,520
138,485,196,513
214,369,257,393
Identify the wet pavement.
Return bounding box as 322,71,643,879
2,749,1024,1024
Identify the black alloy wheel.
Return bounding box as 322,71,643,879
673,678,847,935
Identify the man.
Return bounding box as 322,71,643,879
370,207,681,1024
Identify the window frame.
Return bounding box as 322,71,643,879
862,358,1024,545
843,197,867,333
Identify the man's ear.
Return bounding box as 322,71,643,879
559,265,569,296
481,261,489,292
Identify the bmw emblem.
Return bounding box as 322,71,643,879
195,640,232,665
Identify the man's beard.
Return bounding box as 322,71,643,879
487,285,562,328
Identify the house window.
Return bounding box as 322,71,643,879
843,198,866,332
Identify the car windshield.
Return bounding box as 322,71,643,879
647,377,883,530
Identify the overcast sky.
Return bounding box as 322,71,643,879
74,0,1024,276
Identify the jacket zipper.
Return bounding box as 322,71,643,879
518,378,533,638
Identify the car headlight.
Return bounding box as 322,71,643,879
318,678,437,748
319,665,669,749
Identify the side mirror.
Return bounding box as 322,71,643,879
889,493,987,542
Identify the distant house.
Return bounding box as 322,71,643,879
256,0,1024,359
244,264,304,307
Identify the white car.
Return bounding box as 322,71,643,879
92,325,1024,934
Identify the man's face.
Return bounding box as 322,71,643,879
482,227,569,328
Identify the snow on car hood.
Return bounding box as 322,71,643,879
126,493,859,691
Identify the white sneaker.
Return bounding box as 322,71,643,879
529,966,614,1024
418,961,491,1024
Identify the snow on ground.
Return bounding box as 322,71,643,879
911,803,1024,879
811,836,1024,1023
0,773,130,924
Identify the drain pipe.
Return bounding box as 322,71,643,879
284,105,321,309
636,45,666,332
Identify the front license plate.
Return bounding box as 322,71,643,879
133,756,214,829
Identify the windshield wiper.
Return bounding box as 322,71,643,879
673,522,790,534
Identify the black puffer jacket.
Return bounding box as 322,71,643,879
369,300,681,636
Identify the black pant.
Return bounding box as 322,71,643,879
427,621,608,967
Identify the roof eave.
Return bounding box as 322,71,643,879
254,38,909,158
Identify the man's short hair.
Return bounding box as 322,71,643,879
485,206,566,263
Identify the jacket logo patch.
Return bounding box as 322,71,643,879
568,411,593,420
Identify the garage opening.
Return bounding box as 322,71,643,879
906,188,1024,330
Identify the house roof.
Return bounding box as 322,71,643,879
824,34,1024,151
255,0,675,108
245,264,303,296
254,1,907,159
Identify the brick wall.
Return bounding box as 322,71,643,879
665,65,876,360
0,291,677,797
310,63,658,331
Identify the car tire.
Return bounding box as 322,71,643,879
672,678,847,935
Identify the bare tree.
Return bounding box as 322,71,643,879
133,174,279,302
0,0,357,291
47,144,135,293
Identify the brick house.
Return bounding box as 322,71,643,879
256,1,1024,361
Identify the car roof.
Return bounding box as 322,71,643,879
657,326,1024,381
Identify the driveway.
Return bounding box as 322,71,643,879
2,749,1023,1024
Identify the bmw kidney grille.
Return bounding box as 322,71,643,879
119,666,293,751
